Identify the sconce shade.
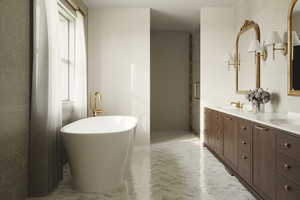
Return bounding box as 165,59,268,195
266,31,282,46
248,40,262,53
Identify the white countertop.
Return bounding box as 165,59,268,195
206,105,300,137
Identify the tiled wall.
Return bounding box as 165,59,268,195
88,8,151,146
0,0,31,199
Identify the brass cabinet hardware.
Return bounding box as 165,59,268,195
284,163,291,170
284,142,291,148
225,116,233,120
255,125,268,131
284,185,291,191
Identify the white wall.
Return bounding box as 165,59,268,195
235,0,300,113
88,8,151,146
200,0,300,127
200,7,236,127
151,31,190,132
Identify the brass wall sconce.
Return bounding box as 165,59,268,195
248,40,267,62
265,31,288,60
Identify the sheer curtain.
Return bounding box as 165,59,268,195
30,0,62,196
73,11,87,119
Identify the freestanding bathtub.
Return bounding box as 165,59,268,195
61,116,138,193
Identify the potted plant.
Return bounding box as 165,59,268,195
246,88,271,112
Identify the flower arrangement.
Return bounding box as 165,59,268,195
246,88,271,106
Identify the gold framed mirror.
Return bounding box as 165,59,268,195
288,0,300,96
236,20,261,94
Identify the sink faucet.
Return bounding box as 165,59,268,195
90,92,103,117
230,101,244,109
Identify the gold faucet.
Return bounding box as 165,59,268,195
230,101,244,109
90,92,103,117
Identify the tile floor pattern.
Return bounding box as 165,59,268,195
29,133,256,200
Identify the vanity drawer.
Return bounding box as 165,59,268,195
239,137,251,153
238,150,251,184
238,120,252,153
238,120,252,139
277,153,300,184
277,175,300,200
277,133,300,161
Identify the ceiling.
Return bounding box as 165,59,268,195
83,0,236,8
83,0,237,31
151,9,200,31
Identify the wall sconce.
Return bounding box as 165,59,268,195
248,40,267,62
265,31,287,60
224,51,240,71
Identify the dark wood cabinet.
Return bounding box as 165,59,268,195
277,175,300,200
213,111,223,155
204,109,223,156
223,114,238,169
237,119,252,184
277,153,300,184
277,132,300,161
204,109,212,147
204,107,300,200
253,125,276,200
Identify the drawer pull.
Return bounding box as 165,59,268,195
284,185,291,191
284,164,291,170
242,155,247,160
242,126,247,130
225,117,232,120
255,125,269,131
242,140,246,145
284,142,291,148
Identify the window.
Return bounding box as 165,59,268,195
58,6,75,101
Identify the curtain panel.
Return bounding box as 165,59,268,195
29,0,62,196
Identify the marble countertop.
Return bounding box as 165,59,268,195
206,105,300,137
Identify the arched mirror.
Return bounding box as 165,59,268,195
236,20,261,94
288,0,300,96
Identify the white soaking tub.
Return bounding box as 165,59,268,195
61,116,137,193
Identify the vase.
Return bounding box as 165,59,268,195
253,104,265,113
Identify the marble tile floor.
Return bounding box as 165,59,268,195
28,132,256,200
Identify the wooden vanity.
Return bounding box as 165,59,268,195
204,107,300,200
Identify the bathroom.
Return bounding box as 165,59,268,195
1,0,300,200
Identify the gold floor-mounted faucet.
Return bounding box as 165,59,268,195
90,92,103,117
230,101,244,109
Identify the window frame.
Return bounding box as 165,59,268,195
58,3,76,102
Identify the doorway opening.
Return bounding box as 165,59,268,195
150,9,201,143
